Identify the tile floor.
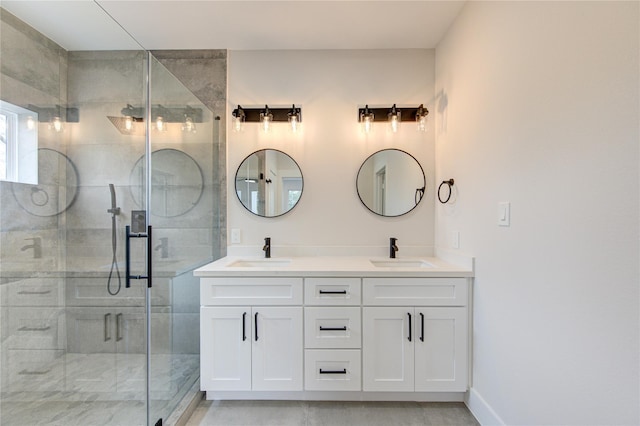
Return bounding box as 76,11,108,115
186,400,480,426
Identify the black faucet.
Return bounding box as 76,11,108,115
263,237,271,258
390,237,399,259
154,237,169,259
21,237,42,259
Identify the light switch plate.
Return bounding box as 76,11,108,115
451,231,460,249
498,202,510,227
231,228,241,244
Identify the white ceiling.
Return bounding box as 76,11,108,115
2,1,465,51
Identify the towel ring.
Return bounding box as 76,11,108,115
437,179,455,204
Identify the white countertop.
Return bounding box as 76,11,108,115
193,256,473,278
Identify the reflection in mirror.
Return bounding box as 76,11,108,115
11,148,79,216
235,149,303,217
356,148,426,217
130,149,204,217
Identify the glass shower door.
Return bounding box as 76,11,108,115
144,54,215,424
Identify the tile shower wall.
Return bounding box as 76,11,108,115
0,9,69,274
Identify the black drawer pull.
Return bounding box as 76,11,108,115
17,290,51,295
319,326,347,331
254,312,259,341
19,369,50,375
319,368,347,374
319,290,347,295
18,326,51,332
408,312,412,342
242,312,247,341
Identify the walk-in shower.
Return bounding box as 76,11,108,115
0,5,223,425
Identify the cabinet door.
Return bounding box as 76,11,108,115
362,307,414,391
200,306,251,391
252,307,303,391
414,307,468,392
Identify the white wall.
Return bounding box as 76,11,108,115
227,50,435,255
435,2,639,425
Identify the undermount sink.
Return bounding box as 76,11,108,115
228,259,292,268
369,259,434,268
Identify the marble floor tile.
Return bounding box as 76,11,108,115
185,400,479,426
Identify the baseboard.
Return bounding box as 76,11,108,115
465,388,505,426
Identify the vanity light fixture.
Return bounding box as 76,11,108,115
358,104,429,133
27,104,79,129
231,104,303,133
107,104,203,135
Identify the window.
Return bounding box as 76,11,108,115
0,101,38,184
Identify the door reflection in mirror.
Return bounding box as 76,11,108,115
235,149,303,217
357,149,426,217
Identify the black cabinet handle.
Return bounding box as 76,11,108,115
408,312,412,342
420,312,424,342
319,369,347,374
254,312,259,341
116,313,123,342
242,312,247,341
104,313,112,342
318,290,347,295
319,326,347,331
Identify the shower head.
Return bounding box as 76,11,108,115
107,184,121,216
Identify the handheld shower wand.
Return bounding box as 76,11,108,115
107,184,122,295
108,184,121,216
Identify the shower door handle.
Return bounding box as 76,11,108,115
125,225,153,289
104,313,112,342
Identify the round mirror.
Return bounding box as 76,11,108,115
356,148,426,217
129,149,204,217
235,149,303,217
11,148,79,217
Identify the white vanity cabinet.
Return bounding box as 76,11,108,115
362,278,468,392
196,256,473,401
200,278,303,392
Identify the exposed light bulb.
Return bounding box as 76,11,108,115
388,104,400,133
416,104,429,132
49,116,63,133
182,116,196,133
417,115,427,132
289,115,299,132
233,115,244,132
260,105,272,133
360,105,374,134
262,115,271,132
363,115,373,133
390,115,399,133
26,116,35,130
124,115,133,132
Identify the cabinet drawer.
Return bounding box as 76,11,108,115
304,278,361,305
304,350,361,391
3,349,64,392
4,308,65,349
1,278,64,307
201,277,303,306
363,278,468,306
304,307,361,349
